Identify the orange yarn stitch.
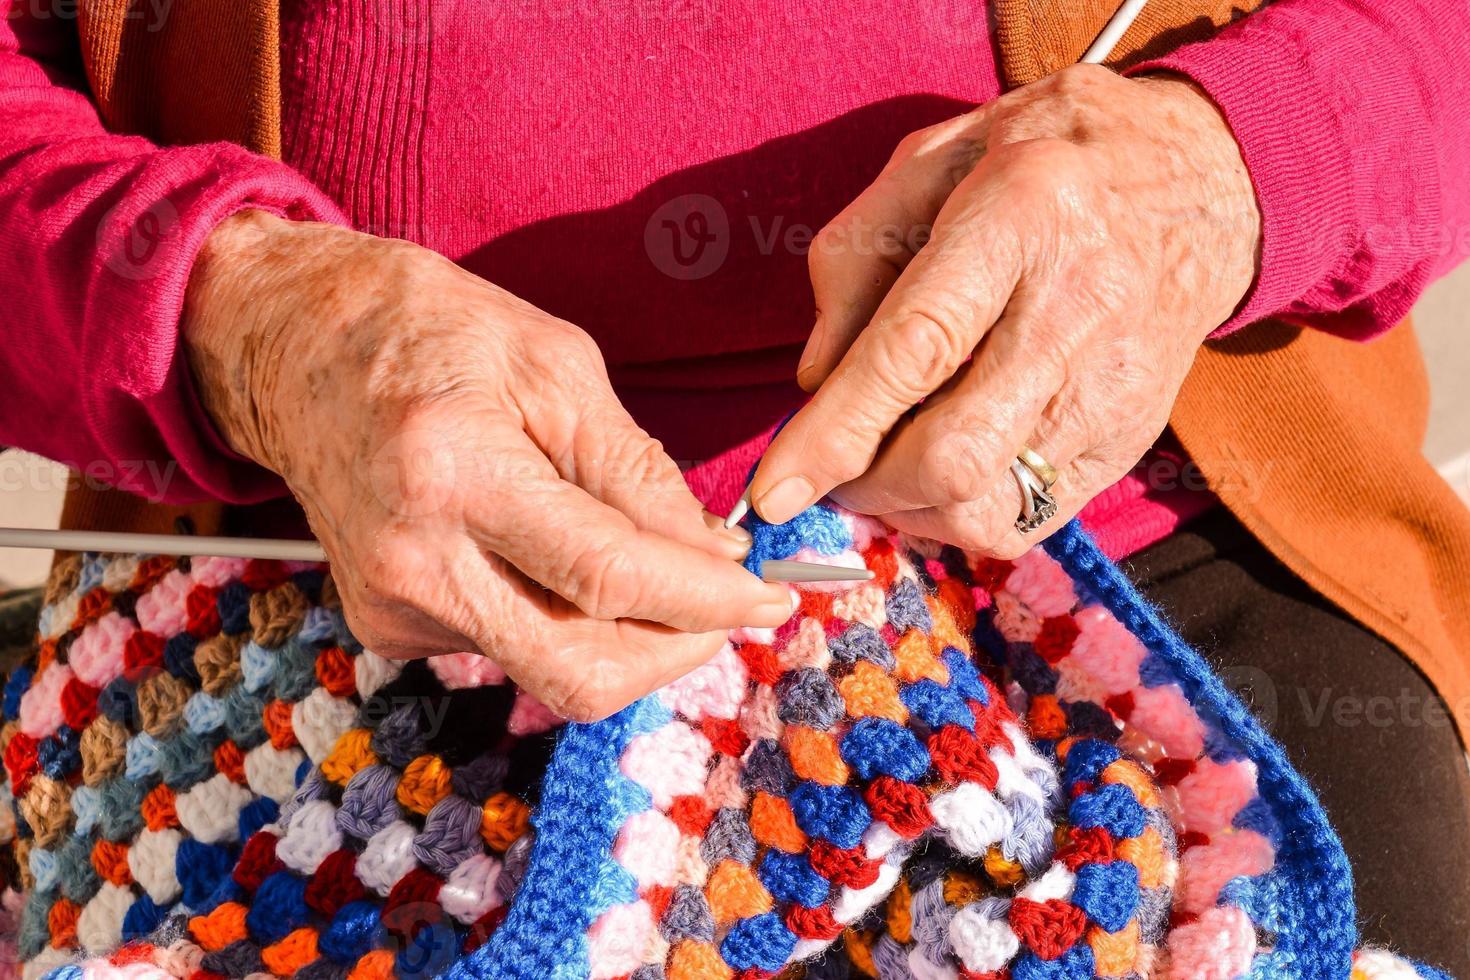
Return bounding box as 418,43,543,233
321,728,378,786
842,927,880,978
837,661,908,723
214,739,247,785
1027,694,1069,741
1101,759,1162,808
749,791,807,853
141,782,177,831
983,846,1026,887
316,645,358,698
190,901,248,951
784,726,849,785
91,838,133,886
481,791,531,851
666,939,735,980
1118,826,1170,890
942,869,988,907
47,897,80,949
262,926,321,975
1089,920,1141,976
347,949,398,980
885,877,913,944
705,859,773,924
397,755,453,815
893,630,947,684
262,699,298,750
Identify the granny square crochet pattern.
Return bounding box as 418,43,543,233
0,503,1454,979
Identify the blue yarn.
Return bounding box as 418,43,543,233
939,647,988,705
1007,645,1059,695
124,731,163,780
38,725,81,779
899,678,973,731
1413,962,1454,980
719,912,798,972
121,893,168,941
216,581,252,634
247,871,310,943
98,676,136,724
1136,651,1176,688
742,503,851,575
788,782,869,849
1012,944,1096,979
163,632,201,682
1232,794,1282,845
396,920,461,979
177,839,236,908
1203,724,1250,763
319,900,383,964
238,796,280,841
1042,520,1357,979
1071,862,1139,932
39,967,83,980
839,717,930,782
295,756,313,787
758,850,830,908
240,640,276,693
3,664,32,719
1068,783,1147,838
1061,739,1120,786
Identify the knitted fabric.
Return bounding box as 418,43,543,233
0,505,1452,979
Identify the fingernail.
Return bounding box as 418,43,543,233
754,589,800,624
796,318,824,388
755,475,816,525
723,486,752,529
702,510,752,559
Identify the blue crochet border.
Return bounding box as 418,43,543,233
448,521,1359,979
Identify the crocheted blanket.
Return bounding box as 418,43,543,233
0,502,1451,979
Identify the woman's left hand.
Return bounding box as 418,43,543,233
749,65,1261,555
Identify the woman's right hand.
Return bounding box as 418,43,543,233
182,210,794,721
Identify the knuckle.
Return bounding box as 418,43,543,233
548,655,633,722
921,427,1004,503
873,309,970,395
563,542,645,621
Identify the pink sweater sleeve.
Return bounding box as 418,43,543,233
0,12,347,504
1133,0,1470,339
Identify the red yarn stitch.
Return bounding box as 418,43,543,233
75,587,112,629
700,717,750,758
60,678,99,729
315,646,357,698
383,867,446,940
863,539,900,587
1007,898,1088,960
122,630,165,682
241,560,293,592
642,884,674,922
305,849,366,917
1104,692,1135,720
1056,826,1115,871
185,585,220,637
3,731,38,796
864,776,933,838
1033,617,1081,665
1152,758,1196,786
232,832,282,892
808,841,881,889
737,644,782,687
969,556,1014,594
785,903,844,940
669,796,714,837
927,726,999,789
463,905,509,953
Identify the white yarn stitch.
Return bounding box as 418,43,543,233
174,773,254,844
357,820,419,895
76,882,133,955
354,650,402,700
1019,863,1075,903
948,901,1020,973
929,782,1012,856
243,743,306,803
832,858,902,924
291,688,357,763
128,828,183,905
22,945,74,980
275,799,344,874
440,853,503,924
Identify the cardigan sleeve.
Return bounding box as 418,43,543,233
1132,0,1470,340
0,10,347,504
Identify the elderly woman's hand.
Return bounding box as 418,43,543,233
183,212,794,721
749,66,1261,555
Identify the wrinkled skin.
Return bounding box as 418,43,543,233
749,66,1262,556
184,214,793,722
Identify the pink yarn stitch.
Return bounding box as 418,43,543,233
1003,550,1077,618
188,556,249,588
1174,830,1275,916
506,692,561,736
428,652,507,690
134,570,192,636
614,809,682,887
1129,685,1207,758
619,721,712,809
1165,904,1258,979
587,899,655,979
19,663,72,738
658,643,748,721
1068,606,1147,694
67,611,136,689
1175,758,1258,835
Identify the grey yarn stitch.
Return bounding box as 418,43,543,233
146,912,191,950
774,669,844,730
739,739,793,796
56,833,101,905
272,636,321,701
700,807,758,867
279,769,329,826
497,831,535,904
370,703,428,769
221,686,268,749
203,939,265,977
159,728,220,791
871,933,912,980
1002,793,1055,877
909,876,958,966
828,623,895,670
630,966,667,980
97,775,147,840
17,892,50,960
885,578,933,633
296,959,352,980
336,764,403,840
450,753,508,800
412,794,484,877
1136,886,1174,943
659,885,715,943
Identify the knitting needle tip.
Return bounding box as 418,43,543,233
759,560,874,584
723,485,752,529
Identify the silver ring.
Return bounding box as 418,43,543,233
1012,460,1058,533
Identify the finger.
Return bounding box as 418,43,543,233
753,170,1025,525
528,359,751,562
474,422,796,633
829,299,1064,515
801,110,994,391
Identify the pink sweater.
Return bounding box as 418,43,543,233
1,1,1467,559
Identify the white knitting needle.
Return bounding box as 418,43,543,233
723,0,1147,531
0,526,872,582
